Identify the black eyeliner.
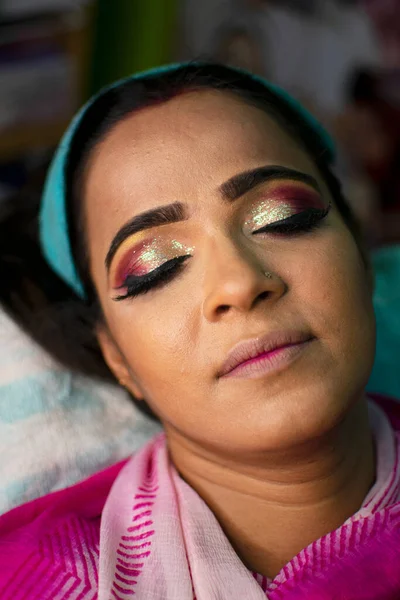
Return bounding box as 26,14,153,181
113,255,190,301
252,205,331,236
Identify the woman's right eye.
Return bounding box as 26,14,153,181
113,255,190,301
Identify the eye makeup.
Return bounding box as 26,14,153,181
109,179,329,301
110,230,194,300
243,182,330,235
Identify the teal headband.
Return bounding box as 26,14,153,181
39,62,335,298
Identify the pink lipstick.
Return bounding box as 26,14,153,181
219,331,314,379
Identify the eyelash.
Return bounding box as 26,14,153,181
114,206,330,301
114,255,190,301
252,206,330,236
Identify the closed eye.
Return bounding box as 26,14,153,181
113,255,190,301
253,206,330,236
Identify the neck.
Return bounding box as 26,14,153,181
167,398,375,579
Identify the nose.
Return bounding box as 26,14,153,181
202,237,287,322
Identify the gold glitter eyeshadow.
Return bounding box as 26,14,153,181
244,199,294,230
112,232,194,289
139,238,193,272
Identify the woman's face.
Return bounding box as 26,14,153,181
83,90,375,455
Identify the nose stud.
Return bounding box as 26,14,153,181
264,271,273,279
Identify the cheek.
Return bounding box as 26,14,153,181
105,299,194,387
296,226,375,355
109,304,204,424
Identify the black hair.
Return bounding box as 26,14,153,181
348,67,378,104
0,63,368,420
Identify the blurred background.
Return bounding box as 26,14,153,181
0,0,399,246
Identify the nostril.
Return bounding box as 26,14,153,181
258,291,269,301
216,305,230,316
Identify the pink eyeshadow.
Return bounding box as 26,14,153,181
113,241,148,288
265,185,326,210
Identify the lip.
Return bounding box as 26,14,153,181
218,330,314,379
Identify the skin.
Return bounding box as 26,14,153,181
83,90,376,578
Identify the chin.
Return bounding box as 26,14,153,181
254,380,366,450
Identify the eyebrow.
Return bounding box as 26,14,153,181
105,165,321,271
105,202,186,270
219,165,321,201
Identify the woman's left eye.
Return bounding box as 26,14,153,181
252,206,330,236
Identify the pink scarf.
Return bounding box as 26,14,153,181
1,395,400,599
98,410,400,600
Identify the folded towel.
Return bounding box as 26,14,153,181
0,309,160,514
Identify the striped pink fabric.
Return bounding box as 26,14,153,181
253,399,400,596
0,394,400,599
111,453,157,598
97,396,400,599
0,459,127,600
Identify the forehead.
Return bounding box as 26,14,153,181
83,89,318,236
